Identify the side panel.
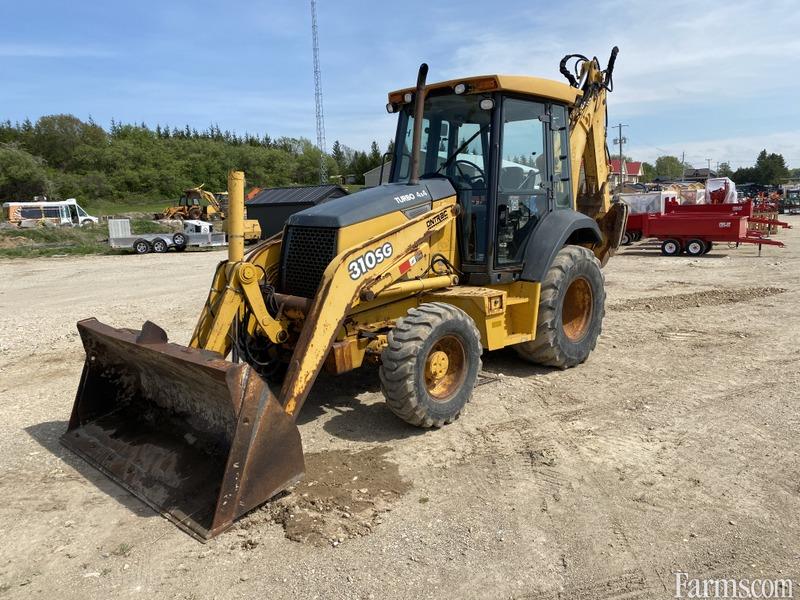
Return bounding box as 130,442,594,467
520,210,601,282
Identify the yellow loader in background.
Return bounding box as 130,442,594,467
158,185,261,242
63,48,627,540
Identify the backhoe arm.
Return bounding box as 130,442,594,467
563,47,628,264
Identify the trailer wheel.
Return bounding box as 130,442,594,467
633,231,642,241
515,245,605,369
685,239,705,256
380,303,482,428
661,239,681,256
703,241,713,254
133,239,151,254
172,232,187,249
621,232,632,245
151,238,168,253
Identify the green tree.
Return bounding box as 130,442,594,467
717,162,733,177
27,114,106,170
0,144,54,199
732,150,789,185
331,140,346,173
641,162,656,183
654,155,685,180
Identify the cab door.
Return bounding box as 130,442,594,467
492,97,549,270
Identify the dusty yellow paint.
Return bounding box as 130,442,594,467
389,74,581,105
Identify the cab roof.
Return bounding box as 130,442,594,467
388,74,581,106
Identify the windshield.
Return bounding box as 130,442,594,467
390,91,493,185
76,205,88,217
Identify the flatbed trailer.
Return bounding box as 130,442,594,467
108,219,227,254
623,201,789,256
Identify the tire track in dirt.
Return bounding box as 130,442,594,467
608,287,786,312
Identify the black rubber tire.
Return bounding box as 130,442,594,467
703,241,713,254
685,239,705,256
380,302,482,428
514,245,605,369
133,239,151,254
661,239,681,256
152,238,168,253
172,232,187,247
621,231,632,245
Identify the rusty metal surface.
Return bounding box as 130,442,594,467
62,318,304,540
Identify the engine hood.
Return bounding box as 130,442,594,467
285,179,455,229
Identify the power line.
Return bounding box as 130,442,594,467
310,0,327,184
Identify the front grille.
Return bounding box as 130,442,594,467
280,226,338,298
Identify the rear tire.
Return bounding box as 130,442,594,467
685,239,705,256
515,245,605,369
661,239,681,256
621,232,632,245
152,238,168,253
380,303,482,427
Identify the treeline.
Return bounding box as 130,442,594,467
0,115,391,204
634,151,797,185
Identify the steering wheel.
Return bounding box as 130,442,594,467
451,159,486,183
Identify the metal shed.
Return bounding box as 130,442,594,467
246,185,349,238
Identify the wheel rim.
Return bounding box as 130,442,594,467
424,335,467,401
136,243,147,253
562,276,593,342
689,242,702,254
665,242,678,254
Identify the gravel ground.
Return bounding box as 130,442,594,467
0,221,798,599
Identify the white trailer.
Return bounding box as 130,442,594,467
108,219,227,254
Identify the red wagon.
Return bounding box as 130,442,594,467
624,200,789,256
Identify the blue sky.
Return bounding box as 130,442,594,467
3,0,799,168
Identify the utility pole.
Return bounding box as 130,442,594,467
681,151,686,181
310,0,327,184
612,123,628,186
706,158,712,176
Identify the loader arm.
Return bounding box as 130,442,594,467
279,201,459,418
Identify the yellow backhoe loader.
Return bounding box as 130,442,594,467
158,185,225,221
63,49,627,540
158,185,261,242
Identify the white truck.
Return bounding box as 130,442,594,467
108,219,227,254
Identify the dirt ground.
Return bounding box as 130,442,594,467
1,222,799,600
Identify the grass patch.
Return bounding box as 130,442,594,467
0,219,173,258
110,543,133,557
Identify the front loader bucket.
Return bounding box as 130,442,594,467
61,318,304,541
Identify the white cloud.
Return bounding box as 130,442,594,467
0,43,113,58
627,130,800,168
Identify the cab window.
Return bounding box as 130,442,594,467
495,98,547,266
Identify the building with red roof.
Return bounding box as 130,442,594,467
609,159,643,187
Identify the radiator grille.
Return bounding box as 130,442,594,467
280,226,338,298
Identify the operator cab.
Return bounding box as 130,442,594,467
389,80,573,283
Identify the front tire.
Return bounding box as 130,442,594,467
515,245,605,369
133,239,151,254
380,303,482,427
